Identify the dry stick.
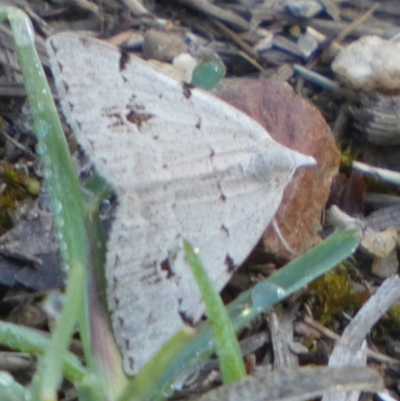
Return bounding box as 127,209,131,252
0,351,33,371
212,19,264,71
176,0,249,31
303,315,400,366
1,130,36,157
318,0,340,21
16,0,53,37
212,19,257,59
323,275,400,401
72,0,101,16
269,311,298,370
195,365,382,401
309,10,400,39
335,3,380,43
318,3,380,63
0,85,26,96
120,0,150,15
237,50,264,72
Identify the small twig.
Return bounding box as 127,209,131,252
303,316,400,366
272,219,297,256
237,50,264,71
15,0,53,37
120,0,150,15
0,351,33,372
175,0,249,31
335,3,380,43
323,275,400,401
365,193,400,209
309,18,400,40
0,85,26,96
318,0,340,21
293,64,356,100
352,161,400,186
1,130,36,157
269,310,298,370
212,19,257,59
72,0,100,15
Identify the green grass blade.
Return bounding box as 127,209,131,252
3,8,90,400
83,172,113,207
149,228,361,401
183,241,246,383
0,321,86,382
6,9,87,276
75,374,108,401
83,202,128,399
29,266,87,400
244,228,361,313
0,371,28,401
2,8,127,400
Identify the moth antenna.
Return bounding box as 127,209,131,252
272,219,298,256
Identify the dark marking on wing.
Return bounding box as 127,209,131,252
225,254,235,273
221,224,229,237
142,261,156,270
217,181,227,201
119,50,130,71
140,262,161,284
128,357,135,372
79,36,91,47
161,258,174,279
182,82,193,99
49,40,59,53
104,112,125,128
126,109,154,128
179,311,195,326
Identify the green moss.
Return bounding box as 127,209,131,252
0,162,40,234
373,303,400,338
339,145,354,174
301,337,318,354
388,304,400,327
305,264,366,324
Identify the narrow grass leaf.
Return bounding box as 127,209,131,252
149,229,361,401
183,241,246,384
4,7,89,400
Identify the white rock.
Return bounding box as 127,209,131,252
332,35,400,92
